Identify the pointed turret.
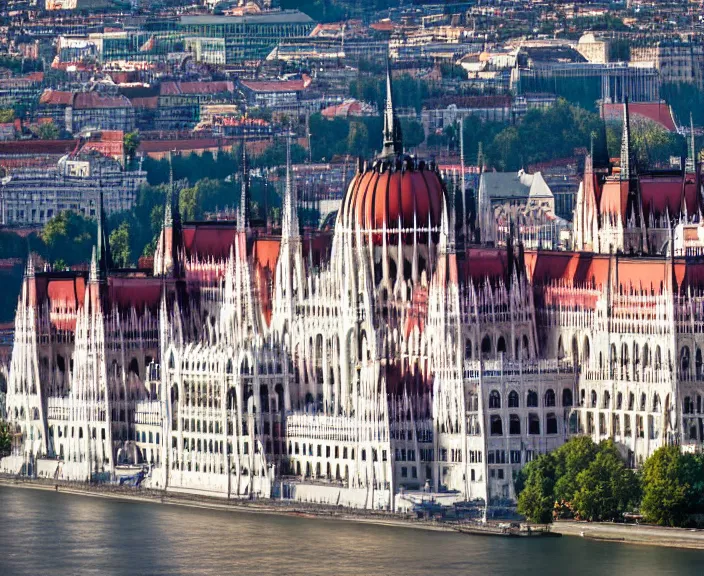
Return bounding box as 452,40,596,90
380,61,403,158
620,97,635,180
686,112,696,173
95,183,111,280
281,134,299,240
238,141,250,232
154,151,183,278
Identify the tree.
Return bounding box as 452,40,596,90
516,453,557,523
641,446,693,526
109,221,132,268
0,419,11,457
0,108,14,123
553,435,599,502
123,130,141,162
41,211,95,265
347,121,369,156
37,121,59,140
400,119,425,149
571,441,640,521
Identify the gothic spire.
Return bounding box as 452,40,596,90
281,134,299,240
238,141,249,232
380,60,402,157
95,182,111,279
620,97,635,180
165,151,174,228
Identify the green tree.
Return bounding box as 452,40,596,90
641,446,693,526
37,121,59,140
0,108,14,123
123,130,141,162
347,121,369,156
41,211,95,265
400,118,425,149
517,453,557,523
553,435,599,502
571,441,640,521
0,419,12,457
109,220,132,268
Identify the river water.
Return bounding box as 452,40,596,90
1,486,703,576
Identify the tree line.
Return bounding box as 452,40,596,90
517,438,704,527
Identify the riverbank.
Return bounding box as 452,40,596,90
0,475,465,534
3,476,703,550
551,520,704,550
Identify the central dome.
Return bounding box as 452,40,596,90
341,156,444,244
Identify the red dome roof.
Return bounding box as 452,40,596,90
341,158,444,244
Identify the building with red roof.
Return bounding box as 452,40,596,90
4,69,704,511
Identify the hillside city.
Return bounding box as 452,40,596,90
1,0,704,528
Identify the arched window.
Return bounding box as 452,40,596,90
481,335,492,358
528,414,540,435
697,349,703,379
509,414,521,435
489,390,501,409
544,389,555,407
464,339,472,359
591,390,598,408
655,346,662,370
557,336,565,359
497,336,506,355
128,358,140,378
684,396,693,414
508,390,519,408
603,391,611,409
583,336,591,364
527,390,538,407
490,415,503,436
628,392,635,411
617,392,623,409
546,413,558,434
562,388,573,407
652,394,661,413
522,335,530,359
681,346,691,377
640,393,646,412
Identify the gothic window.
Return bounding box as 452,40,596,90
697,349,703,379
509,415,521,435
640,393,647,412
603,391,611,409
617,392,623,410
628,392,635,411
489,390,501,409
128,358,140,378
583,336,591,364
481,335,492,358
497,336,507,356
544,389,555,407
562,388,573,407
523,335,530,359
684,396,694,414
490,415,503,436
57,355,65,373
652,394,661,413
591,390,598,408
528,414,540,435
508,390,519,408
546,414,558,435
557,336,565,359
527,390,538,407
681,346,691,377
655,346,662,370
464,339,472,359
610,344,617,378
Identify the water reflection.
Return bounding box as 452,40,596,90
1,487,703,576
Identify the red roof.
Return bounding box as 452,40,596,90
602,102,678,132
640,174,698,218
39,90,73,106
131,96,158,109
73,92,132,110
108,277,162,313
160,81,234,96
240,79,308,93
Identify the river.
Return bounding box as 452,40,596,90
0,486,703,575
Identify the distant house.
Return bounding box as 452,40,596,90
39,90,135,134
157,81,236,131
239,76,311,110
321,99,375,119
